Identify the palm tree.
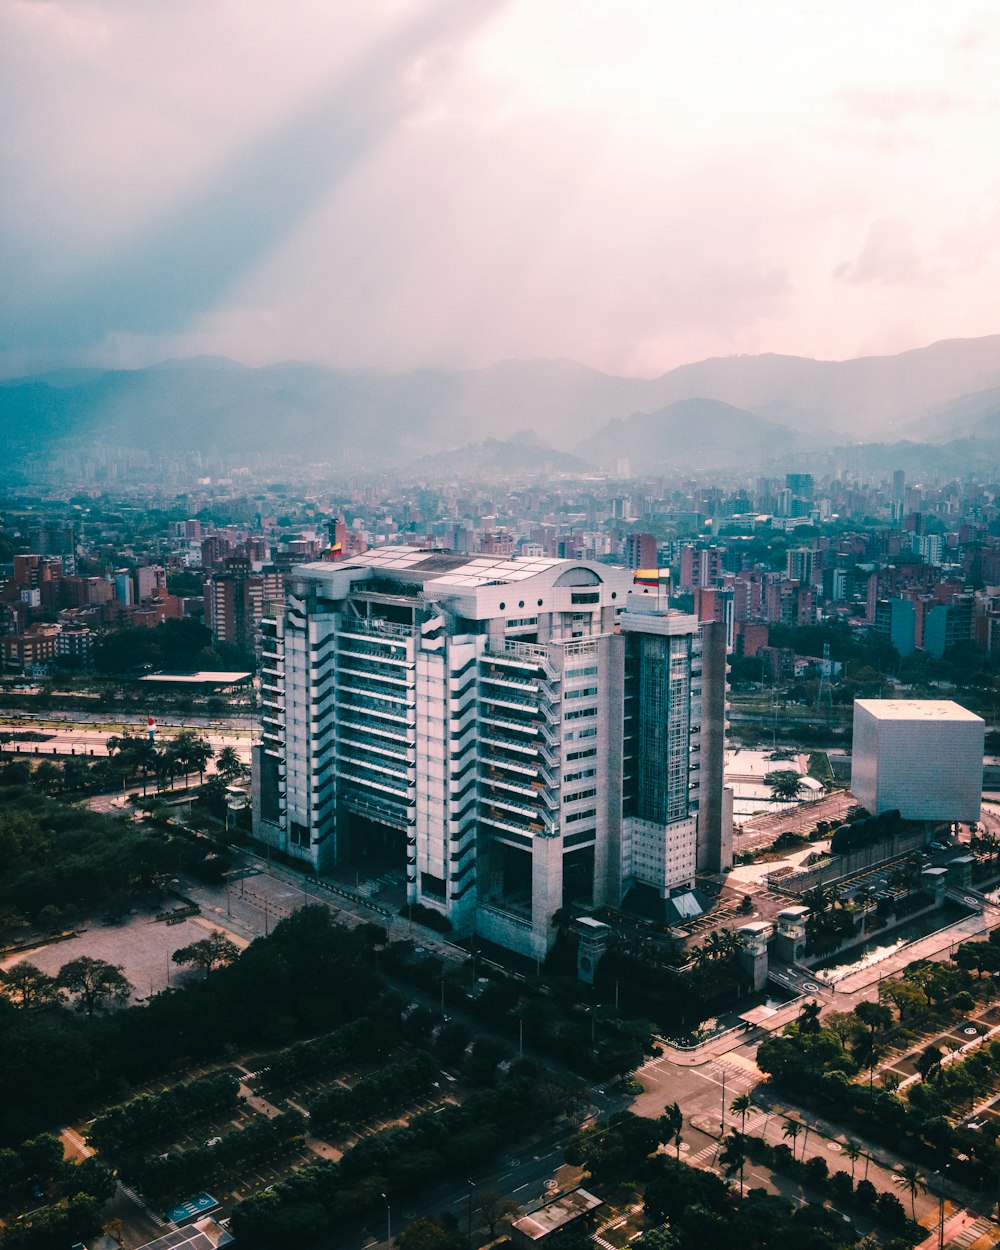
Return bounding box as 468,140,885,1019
844,1141,862,1182
720,1131,747,1197
893,1163,925,1221
730,1094,752,1134
853,1033,885,1087
802,884,835,916
782,1119,802,1158
765,769,805,801
690,943,712,971
217,745,247,783
661,1102,683,1161
798,999,822,1033
187,735,214,783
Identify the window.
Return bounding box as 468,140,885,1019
571,592,600,604
566,665,598,678
565,686,598,699
565,767,597,783
565,706,597,720
565,808,596,823
567,747,597,762
564,788,597,803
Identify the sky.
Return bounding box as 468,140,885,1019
2,0,1000,379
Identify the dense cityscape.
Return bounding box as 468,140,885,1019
3,444,1000,1250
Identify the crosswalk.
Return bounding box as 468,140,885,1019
946,1215,994,1250
118,1180,168,1229
707,1055,761,1082
592,1202,643,1249
687,1140,720,1166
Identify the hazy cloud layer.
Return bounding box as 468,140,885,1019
2,0,1000,378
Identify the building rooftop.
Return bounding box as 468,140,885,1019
855,698,983,723
133,1219,233,1250
321,545,568,586
511,1189,603,1242
138,671,252,686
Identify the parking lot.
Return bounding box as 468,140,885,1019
0,909,244,1002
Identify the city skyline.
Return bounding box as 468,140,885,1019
3,1,1000,380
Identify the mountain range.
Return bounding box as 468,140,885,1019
3,335,1000,474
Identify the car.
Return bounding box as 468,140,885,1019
30,1182,44,1201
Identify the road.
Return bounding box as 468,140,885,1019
23,750,997,1244
183,851,959,1245
0,720,251,764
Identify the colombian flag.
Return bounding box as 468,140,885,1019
321,540,343,561
633,568,669,587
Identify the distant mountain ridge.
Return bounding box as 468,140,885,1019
2,335,1000,468
577,398,804,470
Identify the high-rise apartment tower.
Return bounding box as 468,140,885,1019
253,548,728,959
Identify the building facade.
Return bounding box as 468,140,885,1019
851,699,984,823
253,548,728,959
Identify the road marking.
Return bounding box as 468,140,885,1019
513,1183,529,1192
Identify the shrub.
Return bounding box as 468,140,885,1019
854,1179,877,1209
804,1155,829,1186
876,1191,907,1230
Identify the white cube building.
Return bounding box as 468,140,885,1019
851,699,984,823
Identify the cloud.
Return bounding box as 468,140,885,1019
837,88,969,122
3,0,1000,377
0,0,509,354
835,220,929,287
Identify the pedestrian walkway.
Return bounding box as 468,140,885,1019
946,1214,995,1250
117,1180,168,1229
592,1201,642,1249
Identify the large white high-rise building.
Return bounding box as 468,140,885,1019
252,547,728,959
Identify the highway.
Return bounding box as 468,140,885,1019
0,719,252,764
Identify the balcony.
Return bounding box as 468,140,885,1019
337,664,411,688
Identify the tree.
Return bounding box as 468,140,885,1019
782,1118,802,1158
0,908,29,943
636,1231,680,1250
798,999,822,1033
660,1102,683,1160
844,1141,863,1182
765,769,805,801
915,1044,944,1082
852,1032,885,1087
217,746,248,784
74,1156,118,1203
719,1130,748,1196
729,1093,752,1134
474,1190,519,1239
892,1163,925,1222
172,931,240,979
0,962,63,1010
394,1215,466,1250
855,1000,892,1037
57,956,132,1015
182,733,214,783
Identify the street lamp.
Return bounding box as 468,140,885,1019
381,1192,391,1244
935,1165,952,1250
